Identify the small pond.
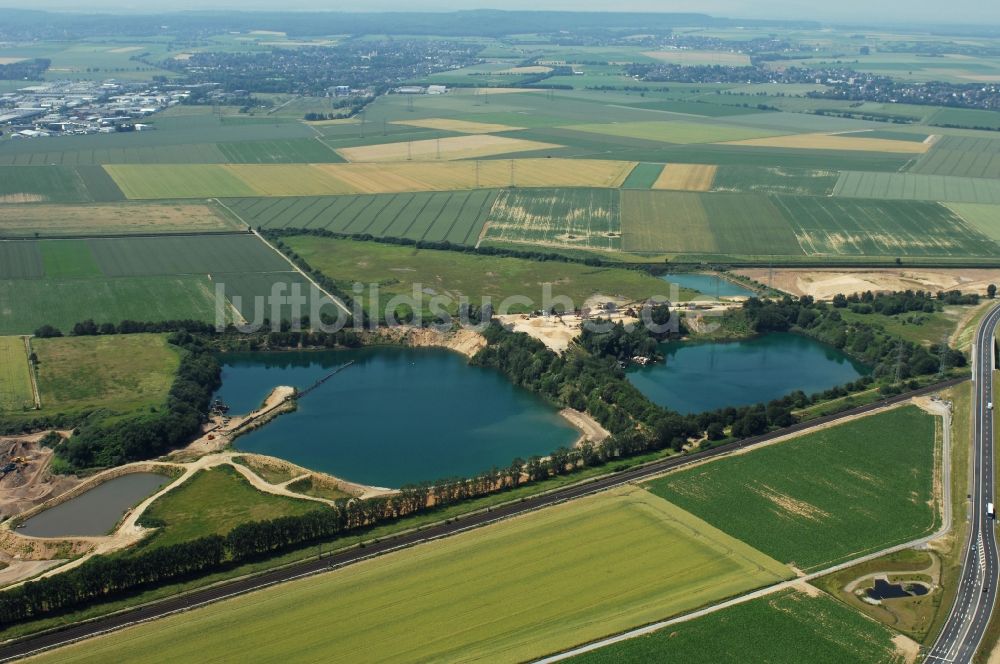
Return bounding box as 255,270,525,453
215,346,579,489
626,332,869,414
19,472,170,538
867,578,930,601
661,273,756,299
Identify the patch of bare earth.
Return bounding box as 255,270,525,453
372,326,486,358
751,482,830,522
892,634,920,663
735,268,1000,300
560,408,610,445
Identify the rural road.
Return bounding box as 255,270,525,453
925,302,1000,663
0,376,968,661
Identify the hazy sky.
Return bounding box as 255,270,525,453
16,1,1000,27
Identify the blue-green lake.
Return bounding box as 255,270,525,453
627,332,868,414
215,347,578,488
661,273,756,298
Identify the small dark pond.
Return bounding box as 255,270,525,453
866,578,930,601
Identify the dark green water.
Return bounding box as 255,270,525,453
215,347,578,488
626,332,868,414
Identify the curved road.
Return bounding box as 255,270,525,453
926,303,1000,664
0,376,968,661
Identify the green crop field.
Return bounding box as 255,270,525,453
620,190,714,253
621,162,665,189
0,165,93,203
700,193,805,255
41,487,791,664
648,406,938,571
284,235,679,317
139,466,318,550
911,136,1000,179
772,196,999,257
32,333,180,416
73,165,126,202
217,272,325,324
0,337,34,412
0,143,228,166
947,203,1000,243
834,171,1000,204
620,191,803,256
225,190,497,246
86,234,291,277
40,240,102,278
570,590,910,664
0,276,219,336
104,164,259,199
711,165,840,196
566,120,788,145
0,242,44,279
1,235,289,279
216,138,344,164
0,234,310,333
484,188,621,251
620,190,999,258
929,108,1000,131
626,99,769,117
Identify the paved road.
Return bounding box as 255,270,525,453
0,376,967,662
926,303,1000,663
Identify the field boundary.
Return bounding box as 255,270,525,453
0,230,252,241
22,336,40,410
214,199,352,318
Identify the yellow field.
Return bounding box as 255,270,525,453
321,159,636,192
336,134,560,162
104,164,258,199
0,203,240,236
497,65,553,74
34,487,791,664
722,132,932,153
105,160,637,198
303,117,359,126
223,164,357,196
0,57,26,65
653,163,718,191
390,117,524,133
642,50,751,65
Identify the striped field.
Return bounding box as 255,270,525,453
834,171,1000,204
226,190,498,246
484,188,621,250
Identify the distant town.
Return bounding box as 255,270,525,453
0,80,188,139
